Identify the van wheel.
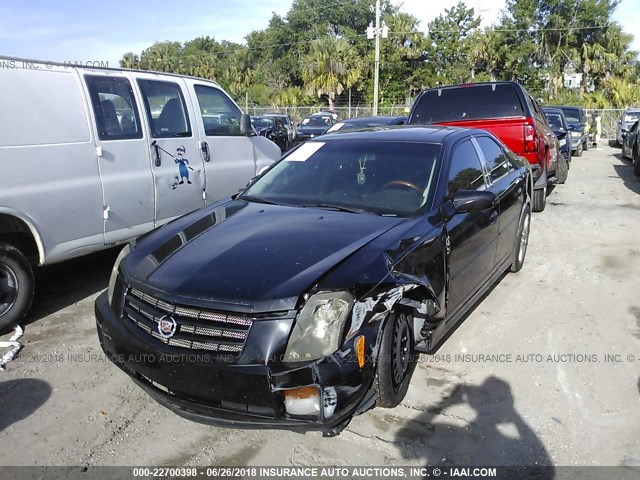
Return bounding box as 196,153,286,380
532,186,546,213
375,310,417,408
0,243,34,335
511,205,531,273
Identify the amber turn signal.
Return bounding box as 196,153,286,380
355,335,366,368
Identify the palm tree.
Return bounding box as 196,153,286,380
120,52,140,69
301,37,363,110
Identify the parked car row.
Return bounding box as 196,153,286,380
620,117,640,177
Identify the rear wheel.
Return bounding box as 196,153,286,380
556,155,568,184
532,186,546,213
375,310,417,408
583,139,589,151
0,243,34,335
511,205,531,273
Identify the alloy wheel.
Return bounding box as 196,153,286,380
391,313,411,387
0,264,18,317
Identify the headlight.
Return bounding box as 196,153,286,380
570,131,581,138
107,243,131,305
284,292,354,362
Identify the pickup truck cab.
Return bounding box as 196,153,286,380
0,57,280,333
408,82,556,212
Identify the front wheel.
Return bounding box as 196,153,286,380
0,243,35,335
532,186,546,213
574,143,583,157
511,205,531,273
375,310,417,408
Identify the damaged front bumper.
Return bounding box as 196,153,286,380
94,292,376,435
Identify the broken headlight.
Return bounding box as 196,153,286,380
284,292,354,362
107,243,131,306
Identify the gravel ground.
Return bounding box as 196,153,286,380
1,143,639,468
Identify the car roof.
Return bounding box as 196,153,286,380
554,105,583,111
542,107,565,115
316,125,487,143
624,108,640,113
263,113,290,117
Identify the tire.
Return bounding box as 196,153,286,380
556,155,568,184
634,150,640,177
583,139,589,151
574,143,583,157
510,204,531,273
532,186,546,213
375,310,417,408
0,243,34,335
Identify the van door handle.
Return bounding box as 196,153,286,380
201,141,210,162
151,141,161,167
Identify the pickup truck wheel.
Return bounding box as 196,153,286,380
510,205,531,273
0,243,34,335
375,310,417,408
532,186,546,213
574,143,583,157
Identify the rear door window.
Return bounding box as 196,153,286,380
411,84,524,124
85,75,143,141
447,140,486,196
138,79,192,138
475,136,512,182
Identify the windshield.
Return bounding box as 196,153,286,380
624,113,640,123
241,139,441,216
560,108,581,124
301,116,333,127
545,113,564,130
251,117,274,129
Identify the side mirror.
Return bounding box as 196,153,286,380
622,131,627,139
240,113,255,136
452,190,495,213
567,124,576,131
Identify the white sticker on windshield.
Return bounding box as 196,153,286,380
286,142,326,161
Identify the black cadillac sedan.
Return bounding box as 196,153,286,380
96,126,532,436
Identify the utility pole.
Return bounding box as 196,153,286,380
367,1,387,116
373,0,380,117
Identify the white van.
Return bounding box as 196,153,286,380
0,57,280,333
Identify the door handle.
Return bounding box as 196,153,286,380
151,141,161,167
201,141,210,162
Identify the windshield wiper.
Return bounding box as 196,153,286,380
301,203,374,214
240,195,281,205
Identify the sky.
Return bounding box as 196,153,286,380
0,0,638,67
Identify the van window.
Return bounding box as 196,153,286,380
85,75,143,141
475,136,511,182
0,69,90,147
138,80,192,138
447,140,486,196
194,85,242,136
412,84,524,124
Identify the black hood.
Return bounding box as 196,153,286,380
297,125,329,135
123,200,404,311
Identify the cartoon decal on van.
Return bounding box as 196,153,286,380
175,146,193,185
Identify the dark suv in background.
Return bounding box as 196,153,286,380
555,106,588,157
408,81,556,212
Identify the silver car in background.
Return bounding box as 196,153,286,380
617,108,640,146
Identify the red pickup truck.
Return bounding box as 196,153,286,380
408,82,558,212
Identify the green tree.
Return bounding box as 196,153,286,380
301,37,363,110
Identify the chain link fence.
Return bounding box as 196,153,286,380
584,109,624,142
245,106,412,124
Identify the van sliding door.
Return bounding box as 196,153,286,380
84,73,155,245
135,75,205,224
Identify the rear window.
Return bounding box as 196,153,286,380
411,84,524,124
558,107,582,124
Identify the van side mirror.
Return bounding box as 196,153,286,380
452,190,495,213
240,113,255,136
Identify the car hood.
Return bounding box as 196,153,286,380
123,200,404,311
297,125,329,135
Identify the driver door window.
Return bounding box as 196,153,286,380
447,140,486,196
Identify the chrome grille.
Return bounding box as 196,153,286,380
123,288,253,355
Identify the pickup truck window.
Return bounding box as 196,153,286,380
85,75,143,141
411,84,524,124
194,85,242,136
138,79,192,138
475,136,511,182
447,140,486,196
